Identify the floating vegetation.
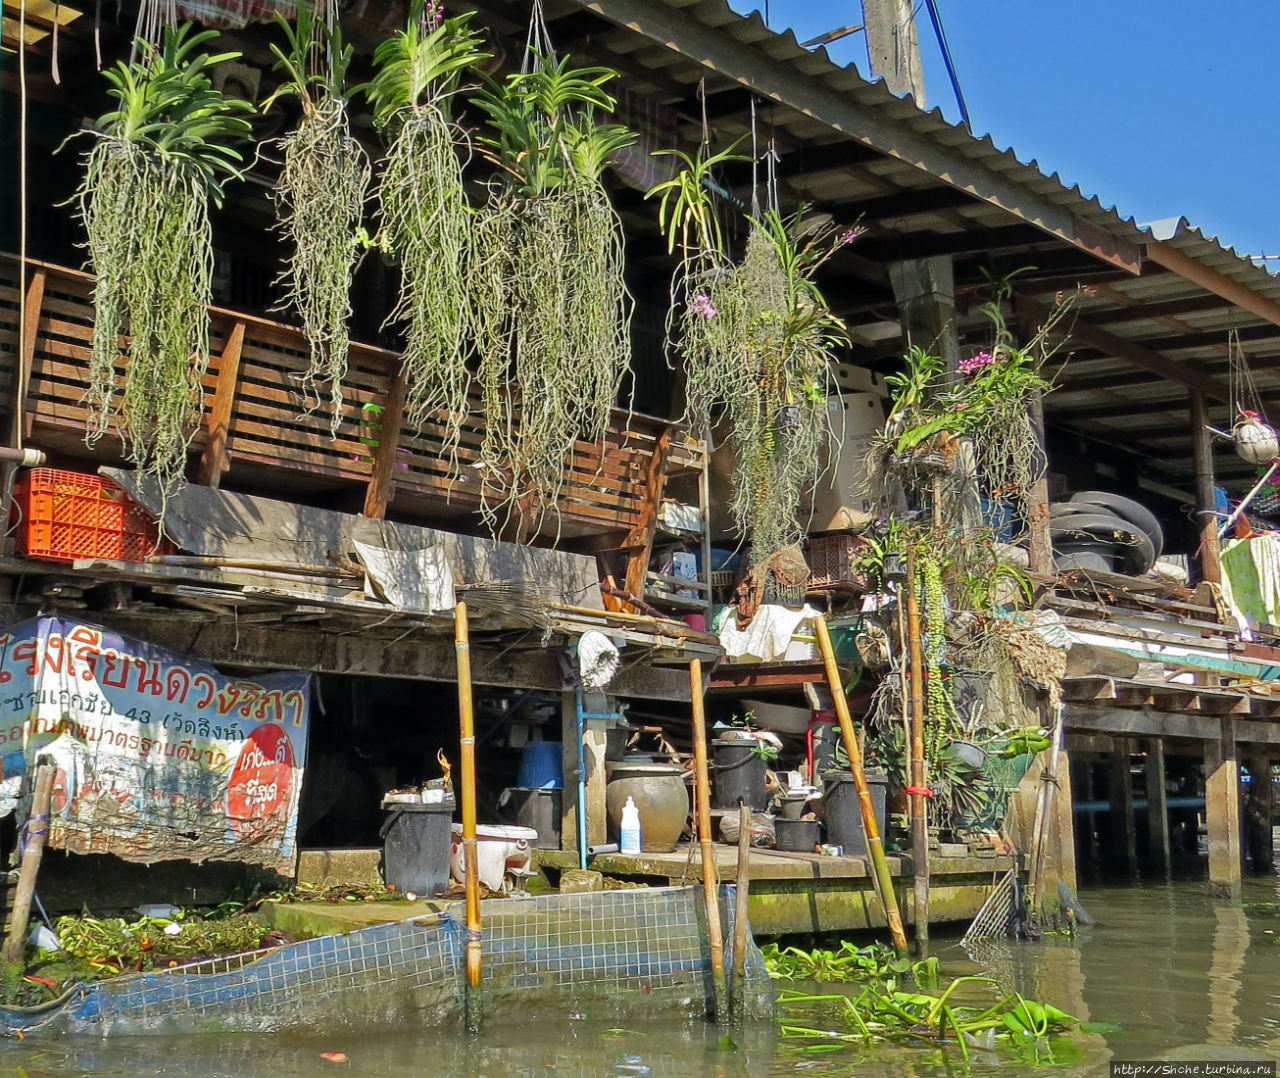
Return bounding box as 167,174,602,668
266,0,370,434
72,25,251,502
765,943,1082,1068
364,4,489,445
471,50,635,531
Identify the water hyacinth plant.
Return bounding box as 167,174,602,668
72,25,252,500
471,52,636,530
364,3,490,443
265,0,370,435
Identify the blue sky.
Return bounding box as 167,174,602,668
729,2,1280,263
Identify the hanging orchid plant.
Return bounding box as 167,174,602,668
363,3,490,448
73,24,252,501
470,51,636,531
265,0,370,435
651,151,850,565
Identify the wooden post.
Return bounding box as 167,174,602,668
454,603,482,1010
1027,393,1054,576
689,658,727,1019
1243,752,1273,875
1109,736,1138,877
623,427,674,599
813,616,909,957
1145,738,1171,875
2,761,55,965
1205,716,1242,900
731,802,751,1019
1190,390,1223,584
904,549,929,953
8,268,45,449
195,321,246,488
362,363,409,519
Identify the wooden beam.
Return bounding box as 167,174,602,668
1205,715,1242,900
569,0,1143,274
10,268,45,447
1190,390,1222,584
1018,293,1249,416
195,321,245,489
1147,240,1280,333
362,363,408,519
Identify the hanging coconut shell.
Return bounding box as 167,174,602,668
1234,412,1279,465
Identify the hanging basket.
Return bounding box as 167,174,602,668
1233,413,1279,465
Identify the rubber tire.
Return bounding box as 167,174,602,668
1069,491,1164,559
1053,551,1113,573
1050,511,1156,576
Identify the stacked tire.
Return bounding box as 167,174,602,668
1049,491,1163,576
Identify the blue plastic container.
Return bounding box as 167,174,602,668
517,741,564,789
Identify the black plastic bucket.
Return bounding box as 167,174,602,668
380,803,453,895
712,739,768,810
498,786,562,850
822,771,888,857
774,816,821,852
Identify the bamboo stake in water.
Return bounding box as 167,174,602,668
813,616,909,957
2,761,55,965
731,801,751,1019
689,658,727,1019
905,549,930,954
455,603,482,1005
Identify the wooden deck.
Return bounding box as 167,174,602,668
0,254,669,544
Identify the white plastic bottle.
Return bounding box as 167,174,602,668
620,796,642,854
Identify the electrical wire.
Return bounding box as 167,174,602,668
921,0,971,129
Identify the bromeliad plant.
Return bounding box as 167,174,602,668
364,4,490,443
265,0,370,435
470,51,636,529
72,24,252,501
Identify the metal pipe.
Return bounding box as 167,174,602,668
813,615,909,957
689,658,727,1018
454,603,482,1007
905,549,930,954
731,801,751,1018
575,690,588,870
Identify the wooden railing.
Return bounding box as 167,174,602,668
0,254,663,542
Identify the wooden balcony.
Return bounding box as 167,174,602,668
0,254,666,544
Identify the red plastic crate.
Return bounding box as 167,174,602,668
14,469,167,564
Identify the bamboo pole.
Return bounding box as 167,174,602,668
455,603,482,1010
2,761,55,965
731,801,751,1019
813,616,909,957
905,549,930,953
689,658,728,1018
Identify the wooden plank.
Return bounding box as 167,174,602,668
1066,705,1221,741
363,363,409,519
10,268,45,446
195,321,245,488
624,425,673,597
1190,390,1223,583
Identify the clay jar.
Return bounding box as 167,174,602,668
606,761,689,852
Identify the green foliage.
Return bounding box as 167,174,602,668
74,24,251,504
362,7,490,127
266,0,370,434
470,50,635,532
365,6,489,445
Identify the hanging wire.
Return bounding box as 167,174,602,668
921,0,970,128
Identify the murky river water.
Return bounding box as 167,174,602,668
2,876,1279,1077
